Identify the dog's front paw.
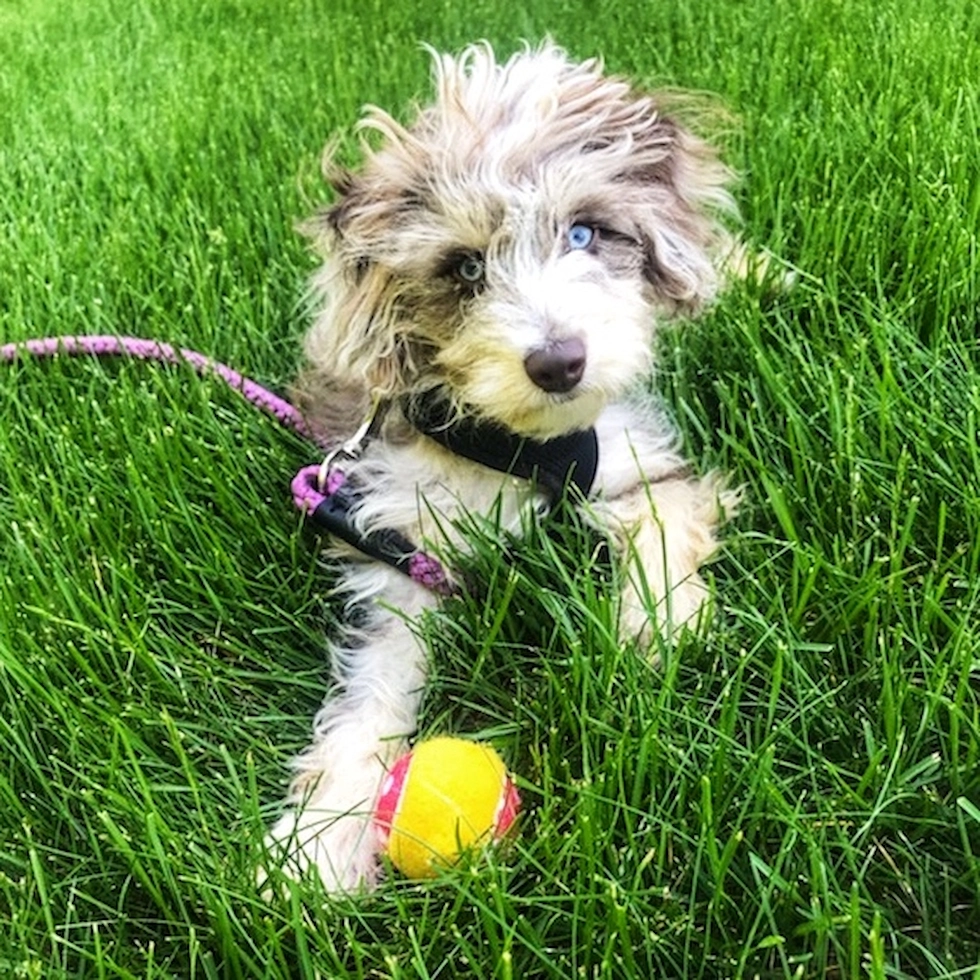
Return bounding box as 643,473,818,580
260,804,381,896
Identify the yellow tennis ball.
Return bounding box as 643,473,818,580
374,737,521,879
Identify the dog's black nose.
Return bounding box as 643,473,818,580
524,338,587,393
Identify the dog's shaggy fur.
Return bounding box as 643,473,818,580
265,41,740,892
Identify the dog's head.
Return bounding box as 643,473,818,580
304,42,735,439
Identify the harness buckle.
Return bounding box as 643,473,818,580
316,395,389,491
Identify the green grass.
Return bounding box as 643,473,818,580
2,0,979,976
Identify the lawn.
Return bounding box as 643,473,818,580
1,0,979,976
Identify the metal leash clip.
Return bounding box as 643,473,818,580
316,395,389,491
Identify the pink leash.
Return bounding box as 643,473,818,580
2,335,313,439
1,335,452,593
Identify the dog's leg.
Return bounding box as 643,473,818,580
264,569,433,893
596,475,738,646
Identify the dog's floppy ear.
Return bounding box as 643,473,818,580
511,44,737,314
318,168,363,239
303,157,376,270
620,106,736,315
301,156,421,401
546,63,735,316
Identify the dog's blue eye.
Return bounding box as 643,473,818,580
455,254,485,285
567,224,596,251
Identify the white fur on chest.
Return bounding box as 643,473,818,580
339,430,539,556
334,396,687,562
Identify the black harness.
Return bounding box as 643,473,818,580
405,390,599,501
306,390,600,590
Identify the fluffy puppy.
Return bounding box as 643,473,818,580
266,41,740,892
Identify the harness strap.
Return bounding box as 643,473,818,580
291,466,454,595
405,389,600,500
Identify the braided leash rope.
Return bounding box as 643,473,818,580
1,334,313,438
2,334,452,594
